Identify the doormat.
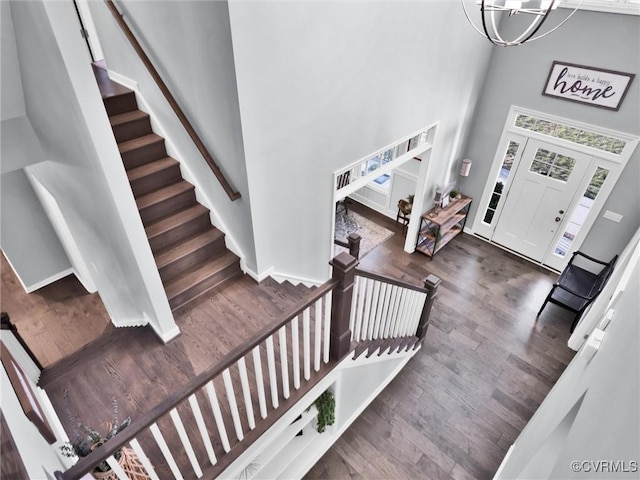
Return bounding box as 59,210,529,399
334,210,394,258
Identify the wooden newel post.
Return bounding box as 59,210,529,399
416,274,441,342
329,252,358,361
347,233,361,260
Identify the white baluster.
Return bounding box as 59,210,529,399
266,336,279,408
379,283,394,338
314,298,322,371
205,381,231,452
150,423,184,479
188,394,217,466
384,285,399,338
252,346,268,419
353,275,366,341
323,291,332,363
130,439,161,480
105,454,128,479
303,307,311,380
349,276,360,334
361,278,374,341
291,316,300,390
278,326,290,399
238,357,256,429
170,408,203,478
394,289,408,337
406,291,421,336
372,281,386,339
222,368,244,441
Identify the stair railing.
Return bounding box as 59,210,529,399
103,0,241,201
350,269,440,345
53,253,439,479
333,232,361,259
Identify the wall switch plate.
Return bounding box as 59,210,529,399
603,210,623,223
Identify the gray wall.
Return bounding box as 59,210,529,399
229,1,494,281
1,0,25,121
87,0,257,273
10,0,176,336
463,10,640,262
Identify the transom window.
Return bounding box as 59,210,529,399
515,114,627,155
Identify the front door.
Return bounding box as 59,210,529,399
492,140,592,262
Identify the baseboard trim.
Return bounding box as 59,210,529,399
242,262,274,283
24,268,74,294
270,271,324,288
106,70,138,91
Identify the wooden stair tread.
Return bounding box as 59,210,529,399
146,205,210,239
165,251,240,299
118,133,164,154
109,109,149,126
155,229,225,270
135,180,194,210
127,157,179,183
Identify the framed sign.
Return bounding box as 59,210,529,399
543,61,635,111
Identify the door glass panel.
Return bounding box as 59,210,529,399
549,166,571,182
529,149,576,183
482,141,518,225
554,167,610,257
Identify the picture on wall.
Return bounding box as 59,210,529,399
542,61,635,111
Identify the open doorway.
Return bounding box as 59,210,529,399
331,124,437,262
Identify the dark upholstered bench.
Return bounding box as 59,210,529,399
537,251,618,332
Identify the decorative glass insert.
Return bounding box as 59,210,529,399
514,114,626,155
529,149,576,182
483,141,519,225
554,167,610,257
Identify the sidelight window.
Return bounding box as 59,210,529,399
554,167,610,257
483,140,519,225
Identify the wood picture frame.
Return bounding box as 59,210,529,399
542,61,635,111
1,341,56,444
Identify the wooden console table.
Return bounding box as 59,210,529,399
416,195,472,259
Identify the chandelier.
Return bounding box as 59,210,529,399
462,0,584,47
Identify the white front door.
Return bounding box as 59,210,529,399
492,140,592,262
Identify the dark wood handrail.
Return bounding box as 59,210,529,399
103,0,241,201
55,277,338,480
355,267,428,293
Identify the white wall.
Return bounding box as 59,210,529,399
228,1,493,282
463,10,640,263
495,249,640,479
10,1,177,340
1,0,25,121
87,0,257,273
1,4,72,291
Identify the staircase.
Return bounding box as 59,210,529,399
97,67,241,311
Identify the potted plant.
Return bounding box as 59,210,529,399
314,390,335,433
449,189,461,200
60,390,146,479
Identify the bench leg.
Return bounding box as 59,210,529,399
537,290,553,317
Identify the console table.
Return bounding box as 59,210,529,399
415,195,472,259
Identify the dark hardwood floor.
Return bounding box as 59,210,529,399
1,199,575,479
305,200,576,480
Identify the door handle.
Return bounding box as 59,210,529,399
559,210,565,214
555,216,562,222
